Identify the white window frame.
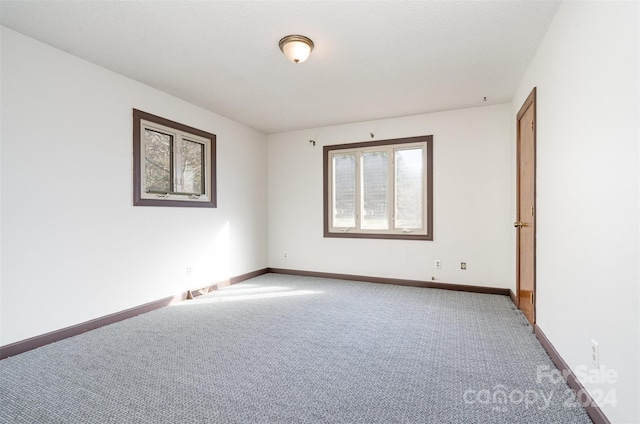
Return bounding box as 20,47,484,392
323,136,433,240
133,109,216,208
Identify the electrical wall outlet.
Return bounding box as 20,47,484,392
284,252,288,259
435,259,441,269
461,262,467,270
591,340,599,367
186,266,193,277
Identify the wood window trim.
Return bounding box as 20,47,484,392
133,109,217,208
323,135,433,241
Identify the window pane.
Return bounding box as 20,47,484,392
395,148,423,228
333,154,356,227
362,151,388,229
144,129,172,193
181,139,204,194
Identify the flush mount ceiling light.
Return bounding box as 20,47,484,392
279,35,314,64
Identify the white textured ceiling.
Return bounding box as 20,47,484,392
0,1,560,134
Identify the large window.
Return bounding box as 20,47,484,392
133,109,216,208
324,136,433,240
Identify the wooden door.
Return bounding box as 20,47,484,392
516,88,536,325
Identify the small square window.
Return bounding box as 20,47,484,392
133,109,216,208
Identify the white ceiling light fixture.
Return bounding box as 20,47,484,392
279,35,314,64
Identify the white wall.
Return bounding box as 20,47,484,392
512,2,639,422
268,104,514,289
0,27,268,346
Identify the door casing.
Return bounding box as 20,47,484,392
515,87,537,325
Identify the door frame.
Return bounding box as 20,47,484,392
515,87,537,323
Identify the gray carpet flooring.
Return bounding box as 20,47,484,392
0,274,593,423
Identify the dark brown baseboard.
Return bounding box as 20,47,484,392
534,325,610,424
0,293,186,360
187,268,269,299
509,289,517,305
230,268,269,284
0,268,269,360
267,267,510,296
